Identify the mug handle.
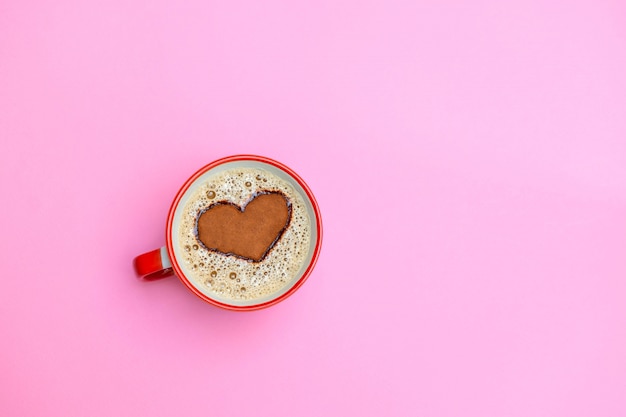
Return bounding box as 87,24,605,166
133,247,174,280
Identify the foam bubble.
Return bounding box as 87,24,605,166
177,167,312,302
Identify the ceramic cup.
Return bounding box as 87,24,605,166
133,155,322,311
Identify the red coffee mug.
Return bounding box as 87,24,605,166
133,155,322,311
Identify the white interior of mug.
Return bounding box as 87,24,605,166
170,159,319,308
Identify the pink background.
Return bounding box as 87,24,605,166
1,1,625,416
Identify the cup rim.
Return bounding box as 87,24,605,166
165,154,322,311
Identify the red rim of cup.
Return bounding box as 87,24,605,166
165,155,323,311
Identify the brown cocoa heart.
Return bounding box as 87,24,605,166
196,191,291,262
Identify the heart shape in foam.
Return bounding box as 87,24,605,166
196,191,292,262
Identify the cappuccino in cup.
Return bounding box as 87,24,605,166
134,155,322,310
175,166,312,303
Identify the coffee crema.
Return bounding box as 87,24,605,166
177,167,311,302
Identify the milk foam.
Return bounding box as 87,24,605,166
177,167,311,302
